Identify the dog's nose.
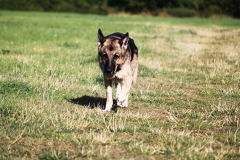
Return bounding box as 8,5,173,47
105,67,113,74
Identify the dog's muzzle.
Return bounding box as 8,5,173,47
105,66,114,74
105,67,113,74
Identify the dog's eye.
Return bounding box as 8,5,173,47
102,53,108,59
114,54,119,59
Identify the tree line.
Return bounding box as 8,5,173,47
0,0,239,18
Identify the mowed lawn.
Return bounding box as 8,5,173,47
0,10,240,159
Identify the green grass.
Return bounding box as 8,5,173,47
0,10,240,159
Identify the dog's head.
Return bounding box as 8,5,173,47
98,29,129,79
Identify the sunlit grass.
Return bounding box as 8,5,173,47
0,10,240,159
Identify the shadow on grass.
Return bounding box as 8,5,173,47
69,95,105,109
69,95,118,112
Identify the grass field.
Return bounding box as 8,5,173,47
0,10,240,159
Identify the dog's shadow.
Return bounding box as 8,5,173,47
69,95,117,111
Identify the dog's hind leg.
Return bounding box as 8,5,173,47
131,54,138,84
132,66,138,84
104,79,113,111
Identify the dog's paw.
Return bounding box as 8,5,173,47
102,106,117,113
102,108,111,112
117,93,128,108
103,104,112,112
102,110,110,113
117,101,128,108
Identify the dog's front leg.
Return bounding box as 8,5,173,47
115,80,122,99
104,79,113,111
117,76,132,107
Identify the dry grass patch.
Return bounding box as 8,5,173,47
0,11,240,159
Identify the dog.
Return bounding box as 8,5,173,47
97,29,138,111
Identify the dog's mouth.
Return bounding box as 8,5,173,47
104,65,118,79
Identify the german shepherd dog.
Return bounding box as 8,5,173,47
98,29,138,111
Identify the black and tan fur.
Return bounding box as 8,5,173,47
98,29,138,111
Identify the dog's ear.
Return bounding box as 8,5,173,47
121,32,129,50
98,29,104,46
